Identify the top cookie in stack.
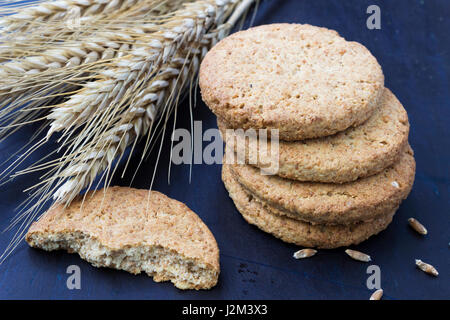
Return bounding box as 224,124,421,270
200,24,384,141
199,24,415,248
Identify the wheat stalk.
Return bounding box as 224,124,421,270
0,0,256,263
44,0,240,140
0,28,144,113
0,0,187,143
0,0,185,63
55,32,223,202
0,0,144,33
0,0,189,181
0,0,186,98
0,29,220,264
46,0,253,204
0,32,132,146
17,30,219,209
0,4,184,193
0,0,136,62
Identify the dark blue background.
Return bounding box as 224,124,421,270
0,0,448,300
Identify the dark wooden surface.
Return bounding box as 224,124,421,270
0,0,448,299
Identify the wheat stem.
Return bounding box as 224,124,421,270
0,0,144,33
45,0,239,139
0,0,187,142
0,0,256,264
48,0,253,204
51,39,221,204
0,0,188,65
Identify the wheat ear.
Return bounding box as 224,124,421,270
49,1,255,204
23,0,253,205
0,1,186,142
0,0,186,93
56,52,197,202
2,43,205,260
0,0,188,187
0,0,144,33
0,29,142,114
0,0,256,264
45,0,239,140
0,0,179,62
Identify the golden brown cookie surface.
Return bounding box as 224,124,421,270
227,145,415,224
222,165,395,249
219,88,409,183
26,187,220,290
200,23,384,141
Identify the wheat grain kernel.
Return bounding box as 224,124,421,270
415,259,438,276
408,218,427,235
370,289,383,300
345,249,371,262
293,248,317,259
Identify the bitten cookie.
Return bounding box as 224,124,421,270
222,165,395,249
227,145,415,225
200,23,384,141
26,187,220,290
219,88,409,183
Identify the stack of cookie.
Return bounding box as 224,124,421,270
199,24,415,248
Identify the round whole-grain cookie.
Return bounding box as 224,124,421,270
219,88,409,183
227,145,415,225
222,165,395,249
200,23,384,141
26,187,220,290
